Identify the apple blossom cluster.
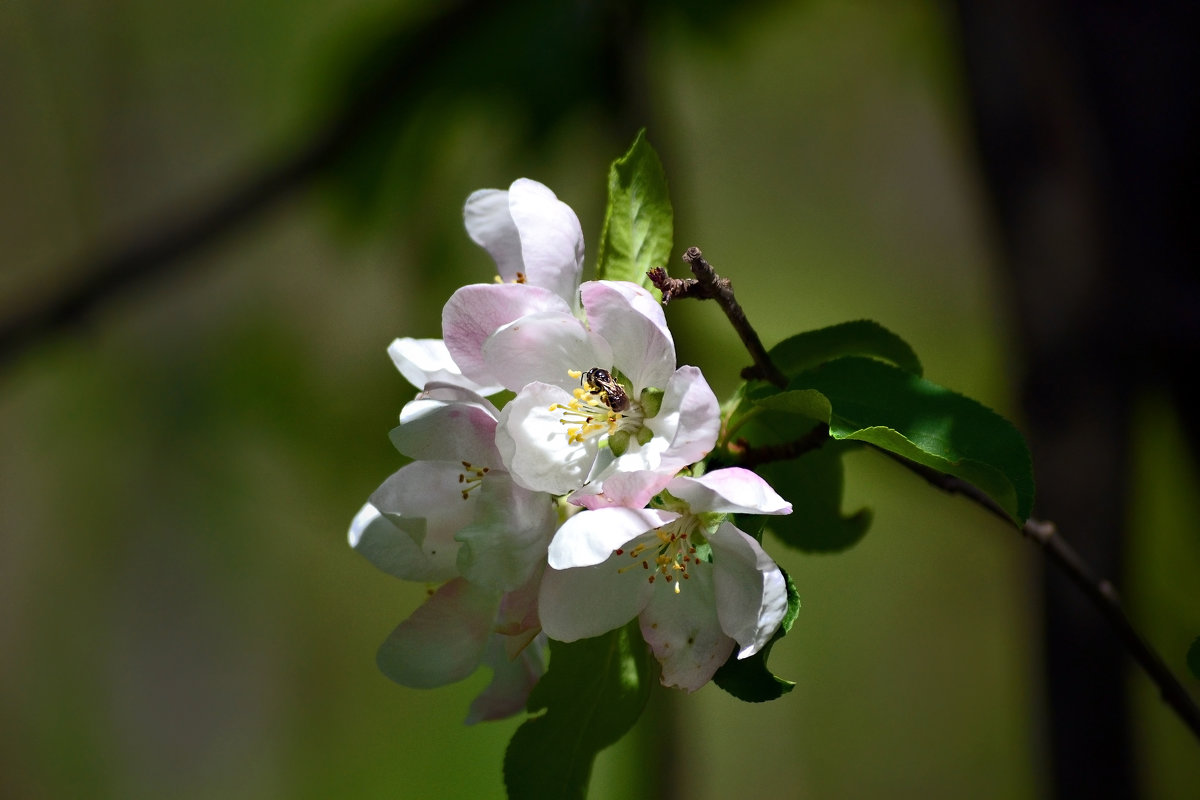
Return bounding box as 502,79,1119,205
349,179,793,718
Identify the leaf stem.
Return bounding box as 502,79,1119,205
726,424,830,468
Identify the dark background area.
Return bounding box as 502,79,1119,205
1,1,1197,797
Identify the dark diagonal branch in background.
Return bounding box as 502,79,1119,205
658,246,1200,744
0,0,496,372
900,452,1200,741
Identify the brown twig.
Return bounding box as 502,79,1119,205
648,247,789,388
879,424,1200,743
673,250,1200,743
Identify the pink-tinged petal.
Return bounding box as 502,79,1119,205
508,179,584,306
538,560,653,642
413,381,502,411
365,462,477,581
638,563,735,692
443,283,571,386
547,507,673,568
495,564,545,638
455,476,557,593
463,188,523,282
390,391,498,465
709,521,788,658
482,311,612,393
387,338,502,395
465,635,545,724
644,366,720,471
569,470,676,510
580,281,676,392
495,383,600,495
376,578,499,688
667,467,792,516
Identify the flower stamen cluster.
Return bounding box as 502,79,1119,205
615,516,698,594
352,176,791,707
550,369,646,446
458,461,490,500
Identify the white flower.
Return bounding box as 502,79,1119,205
350,383,555,593
348,384,558,719
387,338,502,396
385,177,583,396
537,468,792,692
445,278,719,498
463,178,585,308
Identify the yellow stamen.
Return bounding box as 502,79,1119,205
457,461,489,500
613,518,698,594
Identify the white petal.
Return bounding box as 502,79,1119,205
463,188,524,282
643,366,720,472
364,462,477,581
455,475,557,593
538,560,653,642
568,470,675,511
638,563,735,692
667,467,792,515
495,383,600,495
483,311,612,393
349,502,427,577
443,283,571,386
508,179,585,307
581,281,676,391
350,501,455,583
709,521,788,658
375,578,499,688
391,391,498,465
547,507,673,568
387,338,502,395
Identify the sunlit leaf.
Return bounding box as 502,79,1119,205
795,357,1034,524
595,130,673,294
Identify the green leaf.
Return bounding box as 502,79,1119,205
752,388,832,422
768,320,923,378
1188,637,1200,680
595,130,673,293
504,622,657,799
713,568,801,702
758,442,873,553
795,357,1034,524
721,386,871,552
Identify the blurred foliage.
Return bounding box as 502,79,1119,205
1,0,1198,799
504,621,656,800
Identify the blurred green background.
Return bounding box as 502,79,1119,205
2,1,1197,798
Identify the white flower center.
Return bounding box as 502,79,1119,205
614,517,698,595
457,461,489,500
550,369,644,446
